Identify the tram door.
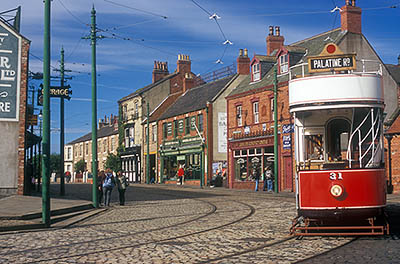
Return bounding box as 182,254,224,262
283,156,293,191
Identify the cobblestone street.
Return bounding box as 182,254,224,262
1,184,399,263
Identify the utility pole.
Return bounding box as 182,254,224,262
146,102,150,184
273,65,279,193
42,0,51,227
59,47,65,196
89,6,99,208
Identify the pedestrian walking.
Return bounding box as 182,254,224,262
116,171,129,205
177,164,185,185
98,170,105,206
254,169,260,191
262,165,274,192
102,169,115,206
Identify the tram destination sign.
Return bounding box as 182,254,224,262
0,22,22,121
308,55,356,73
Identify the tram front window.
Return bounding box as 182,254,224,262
305,134,324,161
326,119,350,162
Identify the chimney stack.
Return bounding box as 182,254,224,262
177,54,191,75
237,48,250,75
152,61,169,83
183,72,194,92
340,0,362,34
266,26,284,55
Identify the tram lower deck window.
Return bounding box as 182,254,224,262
305,134,324,161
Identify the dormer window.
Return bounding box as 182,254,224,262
252,63,260,81
279,54,288,74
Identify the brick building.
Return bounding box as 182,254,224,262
0,14,31,195
157,72,240,186
384,57,400,193
226,0,400,191
64,115,118,179
118,55,199,183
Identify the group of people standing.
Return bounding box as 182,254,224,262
97,169,129,206
253,164,274,192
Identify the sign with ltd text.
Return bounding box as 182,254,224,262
308,43,356,73
0,22,21,121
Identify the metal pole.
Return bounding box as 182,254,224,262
273,65,279,193
60,47,65,196
146,102,150,184
90,6,98,208
42,0,51,227
37,116,42,192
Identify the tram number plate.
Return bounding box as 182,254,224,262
329,172,343,180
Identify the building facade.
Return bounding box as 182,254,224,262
0,14,31,195
65,115,119,179
157,74,238,186
226,0,400,191
118,55,197,183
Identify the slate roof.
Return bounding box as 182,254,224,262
227,28,347,98
386,64,400,85
159,75,236,120
67,125,118,145
118,73,178,103
147,92,183,123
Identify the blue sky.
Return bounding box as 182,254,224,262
2,0,399,153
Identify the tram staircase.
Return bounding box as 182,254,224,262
347,108,382,169
0,201,103,232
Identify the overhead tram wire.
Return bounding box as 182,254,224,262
57,0,89,27
103,0,168,19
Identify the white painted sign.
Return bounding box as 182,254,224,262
218,112,227,153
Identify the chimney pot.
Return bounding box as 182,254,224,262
269,26,274,36
244,48,248,57
239,49,243,56
346,0,350,5
398,54,400,65
275,26,280,36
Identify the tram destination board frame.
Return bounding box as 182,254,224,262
308,54,356,73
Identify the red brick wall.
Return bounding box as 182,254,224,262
386,135,400,193
157,108,209,185
227,82,294,191
340,4,362,34
17,38,30,194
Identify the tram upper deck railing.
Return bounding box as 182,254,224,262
288,59,382,81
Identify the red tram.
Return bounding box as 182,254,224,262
289,44,388,235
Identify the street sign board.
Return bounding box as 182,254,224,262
40,84,71,100
27,114,38,126
308,43,356,73
0,21,22,121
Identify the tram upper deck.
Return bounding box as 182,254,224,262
288,60,384,171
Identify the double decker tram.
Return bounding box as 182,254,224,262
289,44,388,235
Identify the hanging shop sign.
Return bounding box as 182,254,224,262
308,43,356,73
282,124,294,134
0,22,22,121
40,84,72,100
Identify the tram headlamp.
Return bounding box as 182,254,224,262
330,185,343,197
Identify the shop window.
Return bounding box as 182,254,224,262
241,149,247,156
256,148,262,155
234,157,248,181
190,116,197,131
248,149,255,156
253,101,259,124
234,150,241,157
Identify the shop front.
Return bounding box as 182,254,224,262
160,137,204,186
121,145,141,183
228,136,275,189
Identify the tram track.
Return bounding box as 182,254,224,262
1,189,258,263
